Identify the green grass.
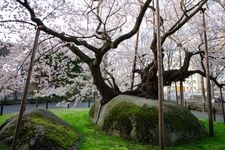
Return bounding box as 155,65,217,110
1,109,225,150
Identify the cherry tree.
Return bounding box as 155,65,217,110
0,32,93,103
2,0,225,106
32,48,94,102
0,42,27,99
1,0,151,105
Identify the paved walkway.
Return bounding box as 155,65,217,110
0,102,93,115
1,102,225,123
191,110,225,123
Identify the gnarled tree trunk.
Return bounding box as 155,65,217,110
140,61,158,99
89,63,120,106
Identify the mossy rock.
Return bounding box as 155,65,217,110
0,109,80,150
89,95,206,146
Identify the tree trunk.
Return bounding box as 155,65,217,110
140,62,158,99
211,80,215,98
167,86,171,101
175,82,178,104
180,81,184,107
201,76,206,102
89,63,120,106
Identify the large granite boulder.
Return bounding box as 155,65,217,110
89,95,206,145
0,109,79,150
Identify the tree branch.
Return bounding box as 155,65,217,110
65,43,92,64
112,0,152,48
161,0,207,44
103,68,120,92
187,70,221,87
16,0,99,53
0,20,36,26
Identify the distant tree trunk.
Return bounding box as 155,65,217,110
201,76,206,102
180,81,184,107
201,76,206,111
167,86,171,101
211,81,215,98
210,64,215,98
175,82,178,104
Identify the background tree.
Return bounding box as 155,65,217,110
32,49,93,102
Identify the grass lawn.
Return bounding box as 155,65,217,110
0,108,225,150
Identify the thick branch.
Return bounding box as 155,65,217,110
187,70,221,87
65,43,92,64
104,68,120,92
182,50,204,71
16,0,99,53
163,69,220,87
161,0,207,44
112,0,152,48
163,50,204,85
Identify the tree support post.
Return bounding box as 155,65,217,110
88,99,91,108
201,8,214,136
35,97,38,108
212,107,216,122
219,87,225,124
46,99,49,110
11,28,40,150
130,30,139,91
179,47,184,107
156,0,164,148
175,82,178,104
0,100,3,116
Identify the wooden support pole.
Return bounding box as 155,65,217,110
201,8,214,136
156,0,164,148
130,31,140,90
11,28,40,150
131,1,143,91
179,48,184,107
